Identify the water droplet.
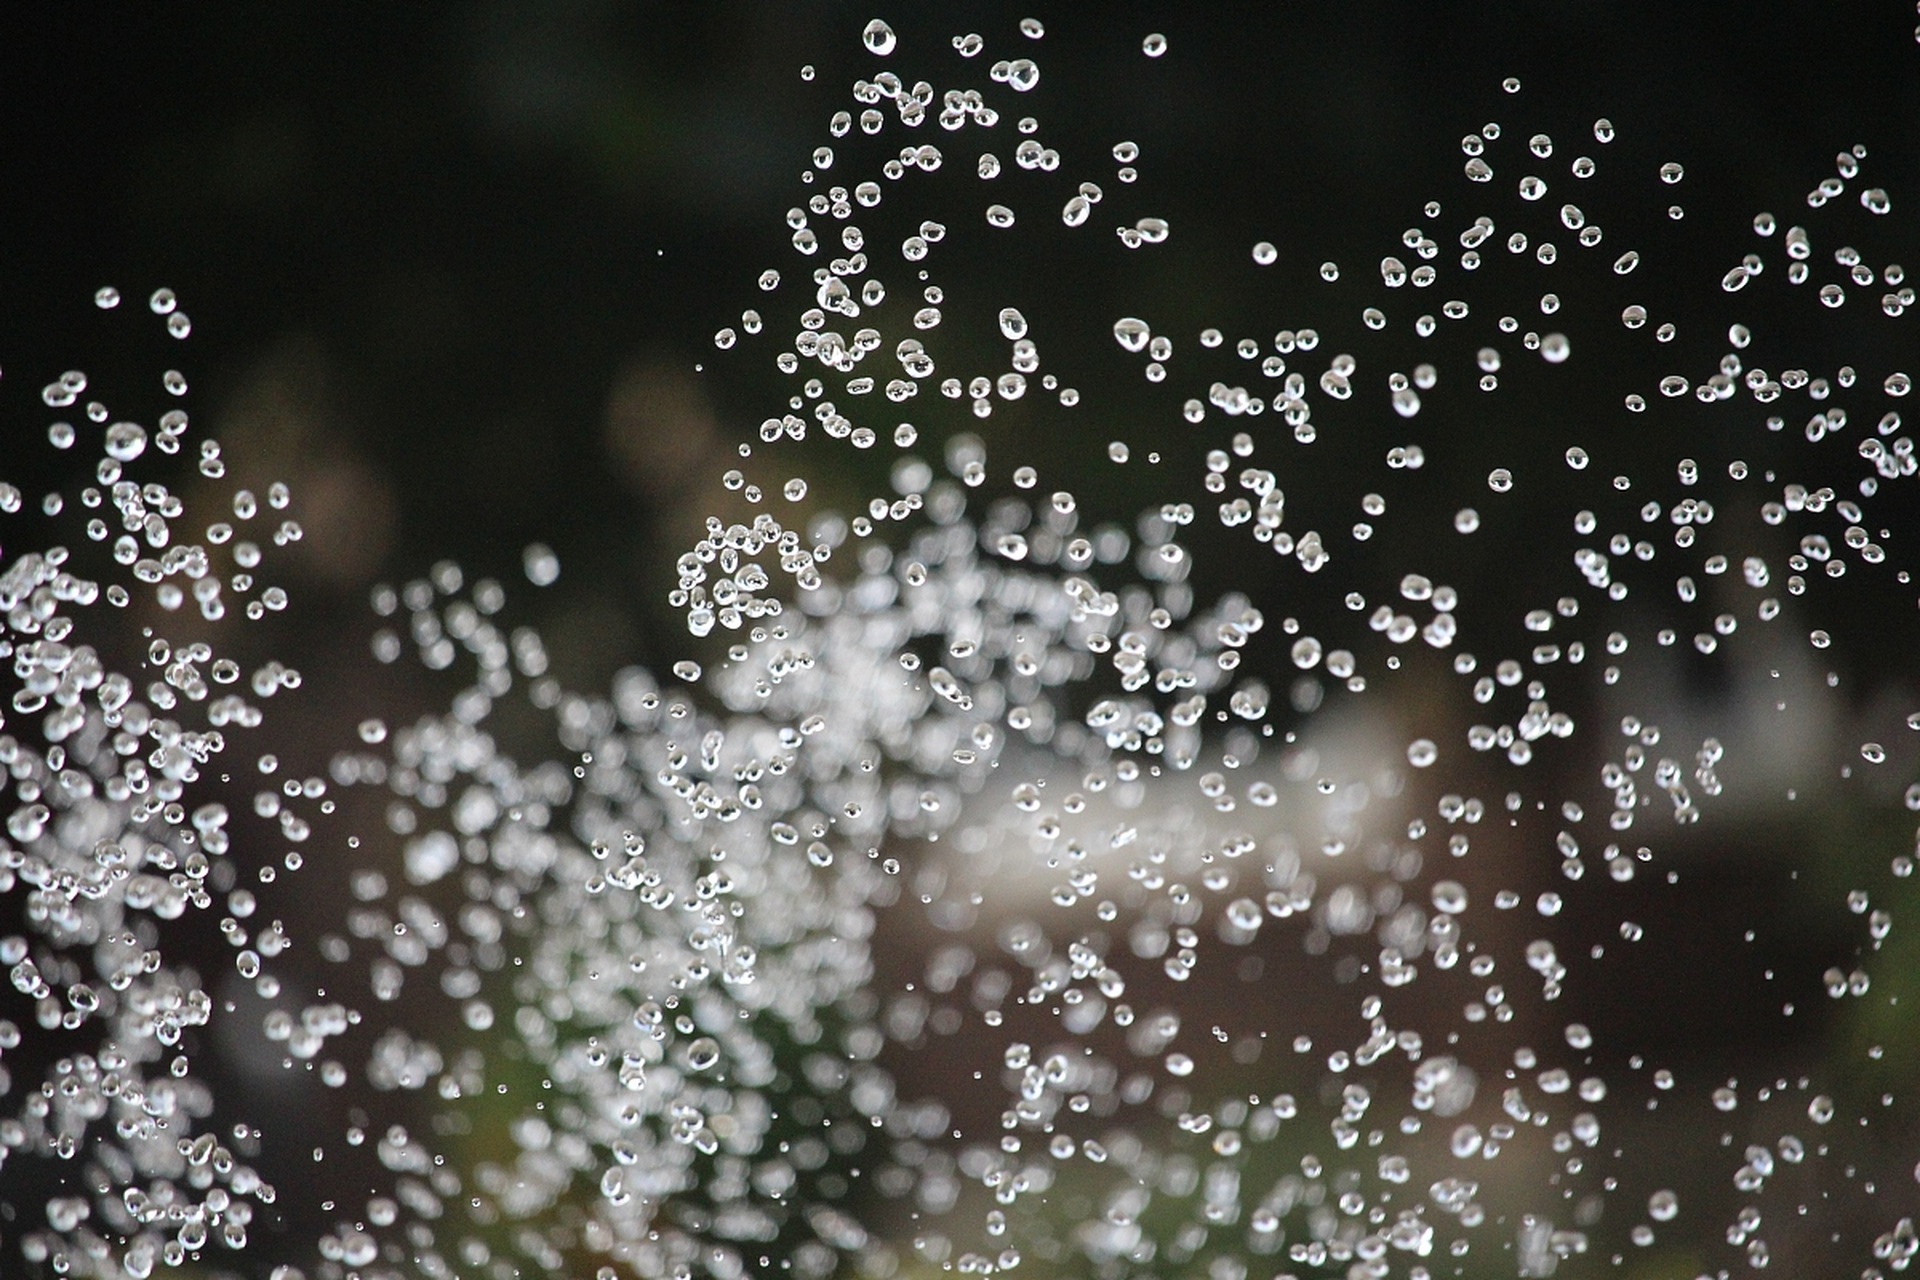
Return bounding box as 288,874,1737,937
104,422,147,462
523,543,560,586
686,1037,722,1071
862,19,896,55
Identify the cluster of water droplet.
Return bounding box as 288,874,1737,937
8,13,1920,1280
678,20,1920,1280
1,288,309,1277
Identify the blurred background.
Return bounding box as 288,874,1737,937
2,2,1920,1276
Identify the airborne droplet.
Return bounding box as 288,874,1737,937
523,543,560,586
861,18,896,55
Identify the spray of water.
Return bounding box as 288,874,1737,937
3,14,1920,1280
